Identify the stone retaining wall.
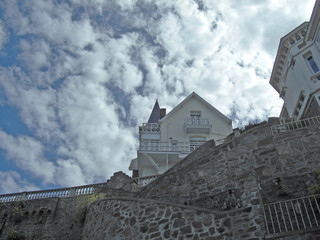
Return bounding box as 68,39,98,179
137,123,320,207
82,197,265,240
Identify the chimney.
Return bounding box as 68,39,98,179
160,108,166,119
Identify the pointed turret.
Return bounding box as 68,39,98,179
147,100,160,123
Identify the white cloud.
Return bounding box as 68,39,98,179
0,129,55,184
0,171,39,194
0,20,8,51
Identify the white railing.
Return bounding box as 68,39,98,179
263,194,320,236
271,115,320,134
139,123,160,133
0,182,106,203
134,175,158,187
139,140,204,152
184,117,210,126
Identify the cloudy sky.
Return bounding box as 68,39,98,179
0,0,316,194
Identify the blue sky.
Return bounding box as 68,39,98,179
0,0,316,194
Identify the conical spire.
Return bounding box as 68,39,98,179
147,100,160,123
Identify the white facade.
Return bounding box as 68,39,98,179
270,0,320,119
129,92,233,179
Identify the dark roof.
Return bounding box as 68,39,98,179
148,100,160,123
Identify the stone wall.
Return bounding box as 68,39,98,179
0,172,136,240
82,197,264,240
137,123,320,206
1,123,320,239
0,197,82,240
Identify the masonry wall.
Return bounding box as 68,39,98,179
0,172,136,240
137,123,320,206
1,123,320,239
0,197,82,240
82,197,263,240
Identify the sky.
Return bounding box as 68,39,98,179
0,0,316,194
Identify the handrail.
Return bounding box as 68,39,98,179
139,123,160,133
139,140,204,152
134,175,158,187
0,182,107,203
263,194,320,236
271,115,320,134
184,117,210,125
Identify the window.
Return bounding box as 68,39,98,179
306,56,319,73
189,136,206,151
190,111,201,125
293,92,306,117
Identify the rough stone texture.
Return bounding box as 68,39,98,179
137,123,320,206
94,171,137,197
0,198,83,240
82,197,262,240
1,123,320,239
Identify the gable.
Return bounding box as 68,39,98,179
159,92,231,124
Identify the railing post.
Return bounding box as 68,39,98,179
21,192,27,201
69,188,76,197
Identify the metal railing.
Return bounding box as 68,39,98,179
263,194,320,236
0,182,106,203
139,140,205,152
139,123,160,133
271,115,320,134
134,175,158,187
184,117,210,126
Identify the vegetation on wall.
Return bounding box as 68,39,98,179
240,120,267,133
75,193,105,224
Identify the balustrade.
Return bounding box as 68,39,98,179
0,182,106,203
271,115,320,134
134,175,158,187
139,123,160,133
184,117,210,125
139,140,203,152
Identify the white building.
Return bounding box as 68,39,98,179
270,0,320,120
129,92,233,182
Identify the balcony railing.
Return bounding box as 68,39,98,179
139,123,160,133
0,182,106,203
263,194,320,236
139,140,205,152
184,118,211,133
271,115,320,134
184,117,210,125
134,175,158,187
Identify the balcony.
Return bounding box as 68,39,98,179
139,123,160,133
184,117,212,134
139,140,205,152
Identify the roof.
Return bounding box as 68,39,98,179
269,22,309,93
159,92,232,124
147,100,160,123
270,0,320,93
129,158,138,171
306,0,320,41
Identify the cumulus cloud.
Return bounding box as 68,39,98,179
0,171,39,194
0,129,55,184
0,0,315,193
